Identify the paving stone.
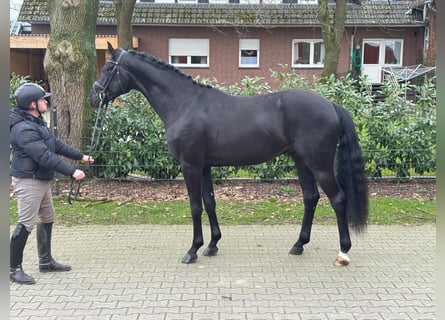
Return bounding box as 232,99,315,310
10,224,436,319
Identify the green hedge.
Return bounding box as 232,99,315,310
93,91,181,179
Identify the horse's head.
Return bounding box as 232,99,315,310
88,42,132,108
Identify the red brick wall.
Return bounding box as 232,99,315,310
30,23,426,87
131,26,329,87
130,25,425,87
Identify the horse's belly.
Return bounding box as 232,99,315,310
207,139,288,166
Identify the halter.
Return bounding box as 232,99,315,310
68,50,127,204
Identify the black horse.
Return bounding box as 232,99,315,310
89,43,368,266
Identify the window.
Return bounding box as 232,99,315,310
138,0,176,2
363,40,380,64
363,39,403,66
384,40,402,65
169,39,209,68
292,39,325,68
137,0,318,2
239,39,259,68
282,0,317,3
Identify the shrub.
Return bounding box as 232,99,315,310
94,90,180,179
361,77,436,177
9,73,31,108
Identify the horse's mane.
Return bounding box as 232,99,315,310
126,49,213,89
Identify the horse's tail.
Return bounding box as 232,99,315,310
333,103,369,233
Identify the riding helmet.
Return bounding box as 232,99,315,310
14,83,51,109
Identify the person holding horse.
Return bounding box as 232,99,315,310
10,83,94,284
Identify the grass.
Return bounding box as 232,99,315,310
9,196,435,227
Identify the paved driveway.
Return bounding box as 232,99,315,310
10,224,435,320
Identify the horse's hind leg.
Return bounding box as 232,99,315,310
289,162,320,255
201,165,221,257
315,170,352,266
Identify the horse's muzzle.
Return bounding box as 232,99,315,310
88,82,107,108
87,90,101,108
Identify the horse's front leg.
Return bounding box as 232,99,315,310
181,166,204,264
201,165,221,257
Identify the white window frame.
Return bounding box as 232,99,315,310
292,39,325,68
169,39,209,68
361,38,403,67
361,38,403,83
137,0,205,2
239,39,260,68
383,39,403,66
136,0,318,2
138,0,174,2
297,0,317,3
258,0,318,2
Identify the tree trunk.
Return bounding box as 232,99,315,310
425,5,436,67
318,0,347,79
44,0,99,152
114,0,136,49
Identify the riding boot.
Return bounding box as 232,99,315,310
10,223,35,284
37,222,71,273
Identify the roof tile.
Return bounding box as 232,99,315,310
18,0,423,27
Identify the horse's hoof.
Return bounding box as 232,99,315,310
333,251,350,267
202,246,218,257
181,252,198,264
289,246,304,255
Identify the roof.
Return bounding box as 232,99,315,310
18,0,424,28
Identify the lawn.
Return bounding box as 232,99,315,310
9,196,435,227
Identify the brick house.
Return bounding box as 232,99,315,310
11,0,435,87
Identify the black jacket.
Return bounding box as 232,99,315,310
10,107,83,180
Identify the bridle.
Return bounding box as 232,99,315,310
92,49,127,102
68,50,127,204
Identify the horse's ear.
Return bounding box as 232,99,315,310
107,41,115,54
123,44,130,51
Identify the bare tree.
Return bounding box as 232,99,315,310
114,0,137,49
44,0,99,151
318,0,347,79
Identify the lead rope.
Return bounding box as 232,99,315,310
68,98,109,204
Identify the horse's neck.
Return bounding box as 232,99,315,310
128,60,197,126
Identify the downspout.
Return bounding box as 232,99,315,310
350,27,358,71
350,33,355,71
422,2,429,63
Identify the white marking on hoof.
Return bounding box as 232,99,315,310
334,251,350,267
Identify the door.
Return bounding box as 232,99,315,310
362,39,403,83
